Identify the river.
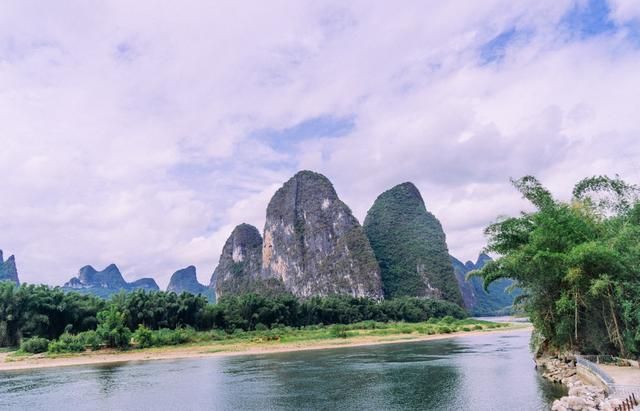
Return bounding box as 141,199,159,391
0,329,564,410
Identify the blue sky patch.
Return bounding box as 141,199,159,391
480,27,518,64
479,27,534,64
252,115,355,151
560,0,615,38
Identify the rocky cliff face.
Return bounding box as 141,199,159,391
62,264,159,298
211,223,280,298
452,253,517,315
168,265,207,295
262,171,383,299
363,182,462,305
0,250,20,285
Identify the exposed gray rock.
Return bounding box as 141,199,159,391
168,265,207,295
62,264,159,297
211,223,278,298
0,250,20,285
262,171,382,299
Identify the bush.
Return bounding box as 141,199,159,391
20,337,50,354
254,323,269,332
48,333,85,353
78,330,102,351
473,325,483,331
330,324,349,338
153,328,196,346
440,316,456,325
133,325,154,349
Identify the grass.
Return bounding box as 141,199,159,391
5,318,513,361
127,318,509,348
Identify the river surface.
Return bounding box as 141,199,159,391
0,329,564,410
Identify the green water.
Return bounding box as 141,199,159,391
0,329,564,410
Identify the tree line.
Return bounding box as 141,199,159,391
473,175,640,358
0,282,465,350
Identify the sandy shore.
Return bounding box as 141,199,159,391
0,323,531,372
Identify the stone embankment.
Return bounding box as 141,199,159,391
537,355,625,411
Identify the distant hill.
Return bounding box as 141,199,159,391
0,250,19,285
62,264,159,298
363,182,463,305
452,253,518,316
167,265,215,301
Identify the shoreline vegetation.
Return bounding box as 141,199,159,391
0,320,528,372
473,176,640,359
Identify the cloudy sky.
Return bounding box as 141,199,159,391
1,0,639,288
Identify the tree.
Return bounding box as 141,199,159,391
96,306,131,349
472,175,640,357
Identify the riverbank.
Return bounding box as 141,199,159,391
538,355,629,411
0,322,530,372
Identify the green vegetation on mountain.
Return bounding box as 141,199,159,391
364,182,462,305
473,175,640,357
451,254,519,316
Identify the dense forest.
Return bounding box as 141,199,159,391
473,175,640,358
0,282,465,352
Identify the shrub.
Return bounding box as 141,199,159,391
440,316,456,325
330,324,349,338
438,326,452,334
20,337,50,354
133,325,154,349
254,323,269,332
153,328,196,346
48,333,85,353
473,325,483,331
78,330,102,351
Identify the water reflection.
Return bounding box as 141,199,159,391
0,330,562,411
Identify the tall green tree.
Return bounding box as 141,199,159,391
473,175,640,357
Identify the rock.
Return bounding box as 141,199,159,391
129,278,160,291
451,253,518,315
262,171,382,298
62,263,159,297
363,182,461,303
168,266,207,295
540,354,613,411
551,400,567,411
211,223,279,298
0,251,20,285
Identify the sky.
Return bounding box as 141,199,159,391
1,0,640,288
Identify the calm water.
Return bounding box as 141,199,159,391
0,330,563,411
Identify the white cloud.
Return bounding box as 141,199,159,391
609,0,640,23
1,1,639,286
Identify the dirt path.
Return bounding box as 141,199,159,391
599,364,640,386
